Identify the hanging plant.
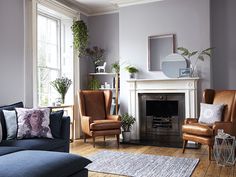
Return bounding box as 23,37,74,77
71,20,89,57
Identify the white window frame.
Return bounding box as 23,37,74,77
25,0,82,138
31,0,79,107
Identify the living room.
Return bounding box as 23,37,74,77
0,0,236,176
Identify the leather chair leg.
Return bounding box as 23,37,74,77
83,134,86,143
183,140,188,153
208,146,212,160
93,136,95,148
104,136,106,142
116,134,120,148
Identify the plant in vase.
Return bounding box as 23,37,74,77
50,77,72,104
111,61,120,74
86,46,105,72
125,65,139,79
177,47,214,77
121,113,136,142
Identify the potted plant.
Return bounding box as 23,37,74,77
88,78,100,90
177,47,213,76
121,113,136,142
111,61,120,74
125,65,139,79
86,46,105,72
71,20,89,57
50,77,72,104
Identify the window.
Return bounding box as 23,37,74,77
37,6,74,106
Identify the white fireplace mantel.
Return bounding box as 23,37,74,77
127,77,199,140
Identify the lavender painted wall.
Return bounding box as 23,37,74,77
88,13,119,73
0,0,24,105
119,0,211,113
211,0,236,89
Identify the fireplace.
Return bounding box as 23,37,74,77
139,93,185,147
127,78,199,147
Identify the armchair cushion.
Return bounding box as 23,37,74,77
198,103,224,125
90,120,121,131
182,123,213,136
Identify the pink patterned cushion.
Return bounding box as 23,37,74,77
16,108,53,139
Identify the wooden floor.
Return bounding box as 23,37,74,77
70,137,235,177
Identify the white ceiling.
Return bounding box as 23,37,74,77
72,0,163,16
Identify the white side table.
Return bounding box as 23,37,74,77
213,134,236,166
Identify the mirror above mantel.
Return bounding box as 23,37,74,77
148,34,176,71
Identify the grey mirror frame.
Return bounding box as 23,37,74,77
148,34,176,71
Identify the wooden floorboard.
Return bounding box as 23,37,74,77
70,137,235,177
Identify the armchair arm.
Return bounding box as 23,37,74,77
213,122,233,135
107,114,121,121
81,116,92,135
184,118,198,124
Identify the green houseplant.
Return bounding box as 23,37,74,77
125,65,139,79
71,20,89,57
88,78,100,90
121,113,136,142
50,77,72,104
177,47,213,76
111,61,120,74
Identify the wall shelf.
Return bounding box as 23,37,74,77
89,72,120,114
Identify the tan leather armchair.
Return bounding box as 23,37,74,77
182,89,236,160
78,90,121,147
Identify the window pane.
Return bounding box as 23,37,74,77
37,14,59,69
37,67,60,106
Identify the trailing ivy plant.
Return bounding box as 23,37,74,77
71,20,89,57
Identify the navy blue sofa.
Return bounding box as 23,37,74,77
0,102,70,152
0,102,91,177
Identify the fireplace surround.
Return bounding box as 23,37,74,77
127,78,199,146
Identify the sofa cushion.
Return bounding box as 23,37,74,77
50,110,64,138
0,102,24,140
0,120,2,143
16,108,53,139
0,150,91,177
2,110,17,139
0,146,26,156
0,138,66,151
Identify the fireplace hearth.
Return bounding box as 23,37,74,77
139,93,185,147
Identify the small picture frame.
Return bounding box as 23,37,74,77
179,68,191,77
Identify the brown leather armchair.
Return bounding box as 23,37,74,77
78,90,121,147
182,89,236,160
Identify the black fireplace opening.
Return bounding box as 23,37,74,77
139,93,185,147
146,100,178,129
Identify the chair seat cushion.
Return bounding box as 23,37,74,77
182,123,213,136
0,138,67,151
90,120,121,131
0,150,91,177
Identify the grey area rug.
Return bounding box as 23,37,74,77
86,151,199,177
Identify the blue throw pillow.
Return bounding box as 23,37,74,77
50,110,64,138
0,102,24,140
2,110,17,140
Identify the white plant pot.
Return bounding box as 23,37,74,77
122,131,131,142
